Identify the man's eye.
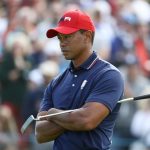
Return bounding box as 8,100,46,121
64,35,70,39
57,34,72,40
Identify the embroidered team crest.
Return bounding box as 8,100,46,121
59,16,71,22
64,17,71,21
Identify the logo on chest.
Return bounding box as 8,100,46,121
81,80,88,90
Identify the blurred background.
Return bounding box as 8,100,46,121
0,0,150,150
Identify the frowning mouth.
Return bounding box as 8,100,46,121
61,48,69,54
61,49,71,59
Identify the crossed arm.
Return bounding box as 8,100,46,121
35,102,109,143
35,111,65,143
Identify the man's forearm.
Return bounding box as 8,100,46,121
47,103,109,131
35,120,65,143
35,111,65,143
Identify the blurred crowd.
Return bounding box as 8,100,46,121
0,0,150,150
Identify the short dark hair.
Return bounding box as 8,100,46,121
79,30,95,45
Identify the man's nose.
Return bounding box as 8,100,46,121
60,40,68,47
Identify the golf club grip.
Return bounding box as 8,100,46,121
117,94,150,103
133,94,150,101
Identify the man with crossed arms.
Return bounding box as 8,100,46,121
35,10,124,150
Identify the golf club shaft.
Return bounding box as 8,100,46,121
37,94,150,120
20,93,150,134
37,109,79,120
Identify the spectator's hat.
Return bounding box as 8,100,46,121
46,10,95,38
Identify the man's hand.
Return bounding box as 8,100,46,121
35,111,65,143
48,108,62,114
46,108,66,121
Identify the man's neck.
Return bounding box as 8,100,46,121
72,50,92,68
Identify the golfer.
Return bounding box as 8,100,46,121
35,10,124,150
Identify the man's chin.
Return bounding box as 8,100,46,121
64,55,72,60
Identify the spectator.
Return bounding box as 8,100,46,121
130,86,150,150
0,35,31,128
0,104,19,150
112,54,150,150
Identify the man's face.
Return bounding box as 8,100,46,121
57,31,87,60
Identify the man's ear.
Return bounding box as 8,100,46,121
84,30,92,44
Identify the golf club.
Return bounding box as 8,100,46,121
21,109,79,134
21,94,150,134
